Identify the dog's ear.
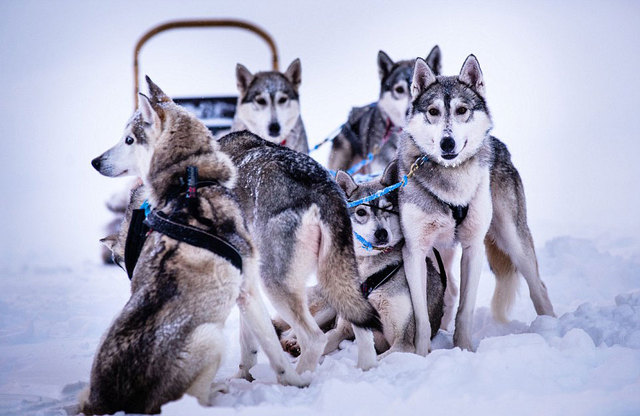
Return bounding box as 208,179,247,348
138,93,162,128
236,63,253,95
380,159,399,187
336,170,358,199
425,45,442,76
100,234,118,252
284,58,302,92
377,50,394,81
459,54,485,98
145,75,171,104
411,57,437,99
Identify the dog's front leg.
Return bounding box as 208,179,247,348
236,259,310,387
454,241,485,350
403,243,431,356
454,175,492,351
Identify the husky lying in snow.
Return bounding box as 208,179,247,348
275,161,446,357
327,46,441,174
84,77,307,414
230,59,309,153
217,131,381,374
399,54,555,355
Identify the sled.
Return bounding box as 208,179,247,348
132,19,280,134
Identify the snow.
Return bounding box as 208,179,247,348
1,237,639,415
1,0,640,415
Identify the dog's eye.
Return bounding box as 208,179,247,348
356,208,367,217
278,97,288,105
125,136,134,145
256,97,267,106
456,107,468,115
428,108,440,116
395,86,405,94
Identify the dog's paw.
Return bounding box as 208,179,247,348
232,368,255,382
280,336,301,357
453,332,474,351
277,368,311,388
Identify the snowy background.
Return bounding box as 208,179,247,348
1,1,639,415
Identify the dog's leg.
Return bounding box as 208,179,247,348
454,242,485,350
184,323,225,407
267,289,327,374
437,246,459,331
403,243,431,356
352,324,377,370
323,317,353,354
235,314,257,381
236,259,310,387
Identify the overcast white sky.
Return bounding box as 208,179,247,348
1,0,638,267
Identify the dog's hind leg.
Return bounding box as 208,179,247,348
487,211,555,319
236,258,310,387
184,324,226,407
260,209,327,375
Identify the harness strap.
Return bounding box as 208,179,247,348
360,261,403,298
144,210,243,272
123,208,150,280
432,248,448,288
447,203,469,227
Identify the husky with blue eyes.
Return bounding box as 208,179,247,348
231,59,309,153
399,55,555,355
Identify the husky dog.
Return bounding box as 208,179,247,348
231,59,309,153
327,46,441,174
399,55,555,355
83,77,306,414
218,131,381,374
275,161,445,357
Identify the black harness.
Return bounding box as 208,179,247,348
360,261,404,298
447,203,469,227
360,248,447,298
122,166,243,280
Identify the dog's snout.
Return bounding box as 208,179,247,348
91,156,102,171
440,136,456,153
268,122,281,137
374,228,388,244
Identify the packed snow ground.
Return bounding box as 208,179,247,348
1,235,639,416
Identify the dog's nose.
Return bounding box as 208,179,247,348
374,228,388,244
440,136,456,153
91,157,102,171
268,122,281,137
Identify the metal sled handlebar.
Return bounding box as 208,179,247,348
133,18,280,108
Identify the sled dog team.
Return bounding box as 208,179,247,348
81,46,555,414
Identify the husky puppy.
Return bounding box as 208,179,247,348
231,59,309,153
399,55,555,355
275,161,445,357
327,46,441,174
218,131,381,374
84,77,307,414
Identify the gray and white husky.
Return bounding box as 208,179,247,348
83,77,307,414
327,46,441,174
217,131,381,373
275,161,445,357
231,59,309,153
399,55,555,355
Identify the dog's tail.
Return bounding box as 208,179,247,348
485,236,519,323
317,210,382,332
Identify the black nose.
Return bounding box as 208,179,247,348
440,136,456,153
268,122,281,137
374,228,388,244
91,157,102,171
